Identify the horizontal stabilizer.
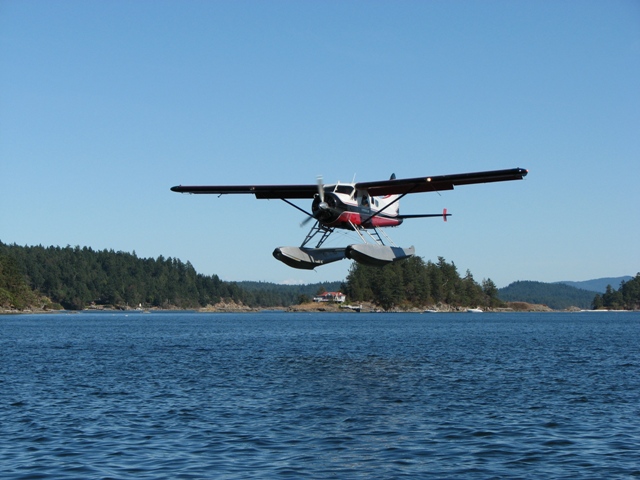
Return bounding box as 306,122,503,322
399,209,450,222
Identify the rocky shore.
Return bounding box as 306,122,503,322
1,300,562,314
208,300,557,313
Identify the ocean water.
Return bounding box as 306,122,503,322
1,311,639,479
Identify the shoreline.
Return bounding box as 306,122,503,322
4,302,634,315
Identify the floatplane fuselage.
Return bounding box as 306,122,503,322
171,167,528,269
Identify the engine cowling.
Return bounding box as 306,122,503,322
311,192,341,224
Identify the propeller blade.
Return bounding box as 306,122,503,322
301,175,331,227
300,216,315,227
317,176,325,203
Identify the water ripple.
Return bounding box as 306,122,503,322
1,312,639,478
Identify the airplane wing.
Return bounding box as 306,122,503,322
170,167,528,199
355,167,528,197
170,184,318,199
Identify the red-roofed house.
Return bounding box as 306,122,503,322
313,292,346,303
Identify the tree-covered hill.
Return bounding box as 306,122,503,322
343,256,501,310
0,253,40,310
0,242,250,310
557,276,632,293
1,242,500,312
0,242,346,311
4,240,635,312
592,274,640,310
498,281,597,310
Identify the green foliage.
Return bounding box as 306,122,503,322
0,253,38,310
0,242,246,310
0,242,347,310
482,278,502,308
343,256,500,310
297,294,311,305
596,273,640,310
9,238,631,312
235,281,342,307
499,280,595,310
559,277,632,293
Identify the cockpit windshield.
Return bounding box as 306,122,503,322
334,185,355,196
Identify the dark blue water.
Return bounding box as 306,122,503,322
1,312,639,479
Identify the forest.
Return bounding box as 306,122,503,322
236,281,342,306
0,252,39,310
497,280,596,310
342,256,502,311
2,241,638,311
592,275,640,310
1,242,497,311
0,242,244,310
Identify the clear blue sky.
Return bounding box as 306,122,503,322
1,1,638,287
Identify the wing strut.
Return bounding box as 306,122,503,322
360,184,420,225
280,198,313,218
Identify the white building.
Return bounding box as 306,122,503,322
313,292,346,303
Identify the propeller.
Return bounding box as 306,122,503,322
300,212,316,227
317,175,325,204
300,176,331,227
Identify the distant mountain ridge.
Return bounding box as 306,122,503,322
498,276,633,310
556,276,632,293
499,281,596,310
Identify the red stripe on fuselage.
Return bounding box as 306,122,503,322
322,211,402,229
369,216,402,228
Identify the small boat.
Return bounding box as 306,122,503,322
424,309,438,313
467,308,483,313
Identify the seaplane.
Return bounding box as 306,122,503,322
171,167,528,270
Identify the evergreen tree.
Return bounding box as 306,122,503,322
0,241,255,310
0,253,38,309
596,273,640,310
621,274,640,310
592,294,603,310
343,256,491,310
602,284,624,310
482,278,502,307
